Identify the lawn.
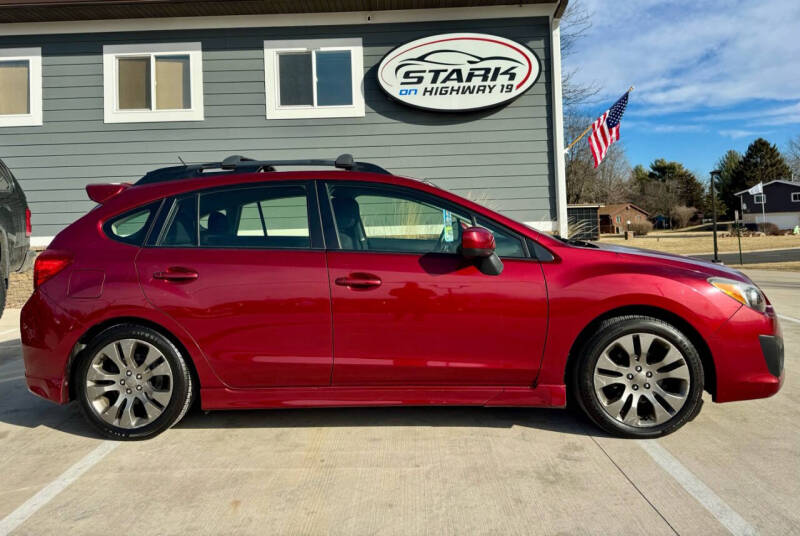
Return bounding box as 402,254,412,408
599,231,800,255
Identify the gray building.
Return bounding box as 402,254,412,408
0,0,569,246
735,180,800,229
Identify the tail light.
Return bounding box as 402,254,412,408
34,250,72,290
25,208,31,237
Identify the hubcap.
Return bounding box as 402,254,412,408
593,333,691,427
85,339,173,430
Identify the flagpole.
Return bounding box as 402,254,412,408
564,86,634,154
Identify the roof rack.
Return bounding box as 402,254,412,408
136,153,390,185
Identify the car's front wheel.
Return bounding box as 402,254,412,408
75,324,194,440
573,315,704,438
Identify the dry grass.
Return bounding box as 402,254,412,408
600,232,800,255
729,261,800,272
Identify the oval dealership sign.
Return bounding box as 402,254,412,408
378,33,541,112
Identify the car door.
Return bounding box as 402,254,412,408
322,181,548,387
136,181,333,388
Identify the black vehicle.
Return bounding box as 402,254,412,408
0,159,33,316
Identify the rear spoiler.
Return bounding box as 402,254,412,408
86,183,131,204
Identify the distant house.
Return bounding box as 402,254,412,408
599,204,649,234
735,180,800,229
567,204,602,240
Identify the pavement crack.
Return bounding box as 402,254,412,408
590,435,680,536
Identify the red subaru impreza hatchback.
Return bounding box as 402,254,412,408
22,155,783,440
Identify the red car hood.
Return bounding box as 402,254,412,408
588,242,752,283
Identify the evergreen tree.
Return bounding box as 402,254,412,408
714,150,742,219
731,138,792,194
647,158,705,208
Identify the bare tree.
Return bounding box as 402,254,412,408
672,205,697,228
787,134,800,180
560,1,600,109
565,112,630,204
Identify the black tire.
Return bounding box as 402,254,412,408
75,324,194,440
0,258,7,319
571,315,704,438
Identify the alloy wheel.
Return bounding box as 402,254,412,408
593,332,691,427
85,338,174,429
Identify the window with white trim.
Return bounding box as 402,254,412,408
0,47,42,127
791,192,800,202
264,38,364,119
754,194,765,204
103,42,204,123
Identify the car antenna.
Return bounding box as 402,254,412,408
178,155,187,166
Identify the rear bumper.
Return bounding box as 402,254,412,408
710,306,784,403
21,290,80,404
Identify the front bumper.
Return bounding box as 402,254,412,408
710,305,784,403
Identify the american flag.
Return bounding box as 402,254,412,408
589,91,629,168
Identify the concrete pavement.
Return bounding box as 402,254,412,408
692,247,800,265
0,271,797,535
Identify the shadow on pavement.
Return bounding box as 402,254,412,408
0,382,604,439
174,404,605,438
1,338,604,439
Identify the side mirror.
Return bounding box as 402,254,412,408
461,226,503,276
461,227,496,258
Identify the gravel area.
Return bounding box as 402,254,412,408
7,270,33,309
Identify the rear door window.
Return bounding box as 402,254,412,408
198,184,311,249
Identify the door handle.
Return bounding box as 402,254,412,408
335,273,382,289
153,267,199,282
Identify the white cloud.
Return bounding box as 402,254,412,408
565,0,800,112
719,129,761,139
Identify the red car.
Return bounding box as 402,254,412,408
22,155,784,440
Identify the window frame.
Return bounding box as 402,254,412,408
263,38,365,120
791,192,800,203
754,194,765,205
103,42,204,124
320,181,532,259
103,200,164,246
149,181,324,250
0,47,42,127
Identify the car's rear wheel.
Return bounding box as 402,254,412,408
573,315,704,438
76,324,193,440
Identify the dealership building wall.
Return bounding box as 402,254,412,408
0,4,568,246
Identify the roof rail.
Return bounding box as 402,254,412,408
135,153,390,185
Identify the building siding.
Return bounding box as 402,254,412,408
738,182,800,215
0,16,555,239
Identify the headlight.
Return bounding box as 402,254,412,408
708,277,766,312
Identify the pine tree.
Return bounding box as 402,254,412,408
731,138,792,194
715,149,743,219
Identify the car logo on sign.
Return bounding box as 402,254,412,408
378,33,541,112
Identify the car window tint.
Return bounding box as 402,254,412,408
105,202,160,246
199,185,310,249
327,183,471,254
161,196,197,247
476,217,527,258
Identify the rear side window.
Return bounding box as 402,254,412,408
104,201,161,245
198,185,311,249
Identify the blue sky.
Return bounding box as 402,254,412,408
564,0,800,179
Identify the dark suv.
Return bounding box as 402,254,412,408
0,158,33,316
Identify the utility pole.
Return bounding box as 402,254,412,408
710,170,721,263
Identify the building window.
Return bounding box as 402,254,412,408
0,47,42,127
754,194,765,204
792,192,800,202
264,38,364,119
616,216,621,223
103,42,204,123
